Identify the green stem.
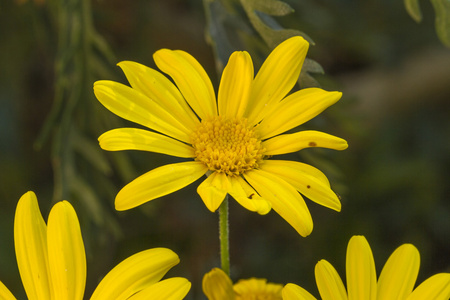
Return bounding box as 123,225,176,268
219,195,230,276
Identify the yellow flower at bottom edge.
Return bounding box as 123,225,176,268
93,35,348,237
0,191,190,300
282,235,450,300
203,267,283,300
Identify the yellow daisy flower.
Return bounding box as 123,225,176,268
0,191,190,300
282,235,450,300
94,36,348,236
203,267,283,300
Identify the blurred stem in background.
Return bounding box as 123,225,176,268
33,0,134,240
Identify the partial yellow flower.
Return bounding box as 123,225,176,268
94,36,348,236
282,235,450,300
0,191,190,300
203,267,283,300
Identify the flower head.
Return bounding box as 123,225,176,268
94,36,348,236
0,191,190,300
282,235,450,300
203,267,283,300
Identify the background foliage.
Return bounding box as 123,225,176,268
0,0,449,299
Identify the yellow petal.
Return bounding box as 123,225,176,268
14,191,52,300
315,260,347,300
228,176,271,215
47,201,86,300
98,128,195,158
406,273,450,300
282,283,317,300
377,244,420,300
197,172,229,212
93,80,191,143
126,278,191,300
346,236,377,300
202,268,236,300
262,160,330,187
90,248,180,300
118,61,199,130
263,130,348,156
258,88,342,139
218,51,253,119
153,49,217,119
115,162,208,210
0,281,17,300
246,36,309,125
243,169,313,237
260,160,340,211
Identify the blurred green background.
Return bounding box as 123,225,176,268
0,0,449,299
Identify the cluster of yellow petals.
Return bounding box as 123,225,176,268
0,192,191,300
234,278,283,300
191,116,265,176
202,268,283,300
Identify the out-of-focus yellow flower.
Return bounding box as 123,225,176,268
203,267,283,300
0,191,190,300
94,36,347,236
282,235,450,300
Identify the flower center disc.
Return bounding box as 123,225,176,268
191,116,265,176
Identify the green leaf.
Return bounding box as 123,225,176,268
239,0,322,87
70,176,104,226
248,0,294,16
240,0,314,47
303,58,325,75
404,0,423,22
204,0,248,73
299,58,325,88
72,129,112,175
431,0,450,48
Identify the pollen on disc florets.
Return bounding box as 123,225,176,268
191,116,265,176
